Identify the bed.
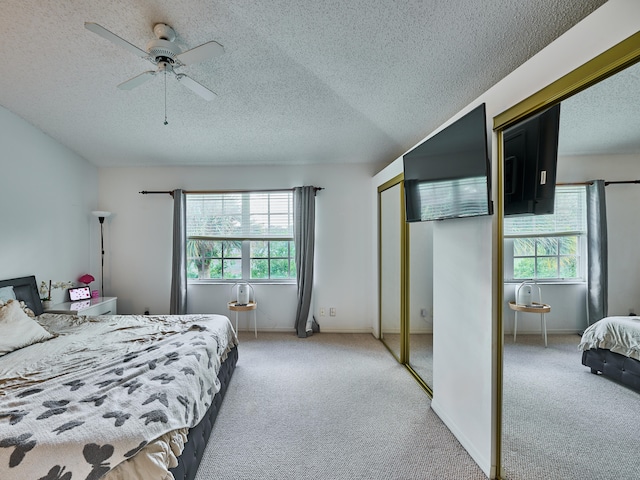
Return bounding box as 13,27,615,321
579,315,640,393
0,275,238,480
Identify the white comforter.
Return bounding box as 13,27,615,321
579,316,640,361
0,313,237,480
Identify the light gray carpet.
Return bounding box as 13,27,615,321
502,334,640,480
380,333,434,388
195,332,485,480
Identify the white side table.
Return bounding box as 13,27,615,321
45,297,118,316
509,301,551,347
228,301,257,338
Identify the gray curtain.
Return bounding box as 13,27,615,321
294,186,318,337
170,189,187,315
586,180,607,326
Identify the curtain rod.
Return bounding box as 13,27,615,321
557,180,640,186
140,187,324,196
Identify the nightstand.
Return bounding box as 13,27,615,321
45,297,117,316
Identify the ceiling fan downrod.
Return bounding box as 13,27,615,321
164,69,168,125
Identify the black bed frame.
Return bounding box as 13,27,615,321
2,275,237,480
582,348,640,393
0,275,44,315
170,344,237,480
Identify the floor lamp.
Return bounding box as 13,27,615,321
92,210,112,298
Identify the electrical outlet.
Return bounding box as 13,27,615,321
320,308,325,316
330,307,336,317
420,308,428,318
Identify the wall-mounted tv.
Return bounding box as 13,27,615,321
504,103,561,216
403,103,493,222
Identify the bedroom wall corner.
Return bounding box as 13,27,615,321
0,106,98,297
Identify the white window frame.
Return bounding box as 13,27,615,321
504,186,587,283
186,191,296,284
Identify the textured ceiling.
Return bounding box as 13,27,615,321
0,0,611,168
559,61,640,157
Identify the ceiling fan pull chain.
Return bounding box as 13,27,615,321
164,70,168,125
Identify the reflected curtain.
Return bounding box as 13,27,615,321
586,180,607,326
294,186,318,338
170,189,187,315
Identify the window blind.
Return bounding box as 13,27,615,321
504,186,587,237
412,176,489,221
186,192,293,239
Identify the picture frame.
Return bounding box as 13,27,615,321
68,286,91,301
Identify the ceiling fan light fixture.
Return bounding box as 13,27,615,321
146,39,181,64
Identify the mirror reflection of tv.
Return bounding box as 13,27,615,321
403,103,493,222
504,103,561,216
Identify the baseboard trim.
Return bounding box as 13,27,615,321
505,329,583,335
236,328,375,334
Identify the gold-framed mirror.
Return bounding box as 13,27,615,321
495,32,640,479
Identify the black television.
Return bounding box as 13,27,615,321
503,103,561,216
403,103,493,222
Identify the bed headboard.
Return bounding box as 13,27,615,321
0,275,44,316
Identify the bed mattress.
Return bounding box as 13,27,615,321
578,315,640,361
0,312,237,480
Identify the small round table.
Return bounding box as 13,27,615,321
228,301,258,338
508,301,551,347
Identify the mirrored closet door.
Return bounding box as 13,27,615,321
379,178,404,362
378,175,433,393
497,33,640,479
407,221,434,390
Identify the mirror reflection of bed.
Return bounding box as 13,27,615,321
501,59,640,479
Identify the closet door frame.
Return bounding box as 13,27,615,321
378,174,432,395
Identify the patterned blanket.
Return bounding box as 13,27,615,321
0,313,237,480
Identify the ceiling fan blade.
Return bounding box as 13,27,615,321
85,22,148,59
175,74,217,101
176,41,224,66
117,70,157,90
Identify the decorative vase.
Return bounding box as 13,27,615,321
42,300,53,309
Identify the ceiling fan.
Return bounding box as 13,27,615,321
85,22,223,102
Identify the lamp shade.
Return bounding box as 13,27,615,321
92,211,112,218
79,274,95,285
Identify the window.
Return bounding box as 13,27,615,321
186,191,296,282
504,186,587,282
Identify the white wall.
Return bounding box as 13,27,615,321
372,1,640,476
0,106,98,303
98,163,376,332
503,283,587,334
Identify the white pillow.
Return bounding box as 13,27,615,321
1,299,37,318
0,286,16,302
0,299,53,356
